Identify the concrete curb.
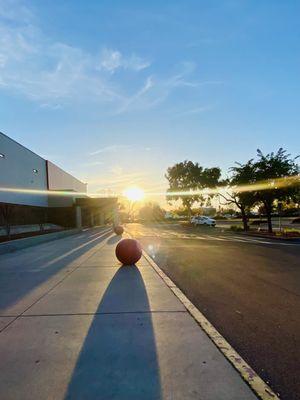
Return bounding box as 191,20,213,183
238,232,300,241
0,229,81,255
141,250,280,400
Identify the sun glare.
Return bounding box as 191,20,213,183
123,187,145,201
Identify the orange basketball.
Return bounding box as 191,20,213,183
114,225,124,235
115,239,142,265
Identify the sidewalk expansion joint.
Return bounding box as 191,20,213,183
19,310,188,317
0,230,113,334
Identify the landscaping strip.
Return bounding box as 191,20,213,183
0,228,81,255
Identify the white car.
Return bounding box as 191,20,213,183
191,216,216,227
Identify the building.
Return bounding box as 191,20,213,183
0,132,117,232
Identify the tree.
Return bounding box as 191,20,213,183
219,160,257,231
0,203,15,240
165,161,201,218
139,202,164,222
221,149,300,232
165,161,221,218
34,207,48,232
253,148,299,233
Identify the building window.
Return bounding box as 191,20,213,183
33,168,38,174
0,153,5,158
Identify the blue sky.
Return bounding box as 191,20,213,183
0,0,299,201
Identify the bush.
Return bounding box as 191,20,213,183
213,215,227,220
282,228,300,235
292,217,300,224
230,225,244,232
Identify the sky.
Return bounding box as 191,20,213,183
0,0,299,205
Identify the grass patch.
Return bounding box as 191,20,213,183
278,228,300,237
283,228,300,233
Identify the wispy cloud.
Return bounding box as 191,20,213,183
115,76,154,114
89,144,133,156
81,161,104,167
0,1,220,115
0,2,148,107
88,171,147,187
0,0,34,23
99,48,150,73
114,63,201,114
88,144,153,156
176,104,215,116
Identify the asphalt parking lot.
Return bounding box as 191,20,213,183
126,223,300,400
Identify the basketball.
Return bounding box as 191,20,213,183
114,225,124,235
115,238,142,265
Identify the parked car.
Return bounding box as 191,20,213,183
191,216,216,227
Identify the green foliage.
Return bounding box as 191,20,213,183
253,148,299,209
139,202,165,222
230,160,257,208
229,225,244,232
168,207,189,216
165,149,299,233
282,228,300,234
165,160,221,215
252,149,299,232
219,161,257,231
223,148,299,232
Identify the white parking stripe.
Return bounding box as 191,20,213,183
134,228,300,246
216,235,299,246
240,238,273,244
206,235,227,241
221,236,247,242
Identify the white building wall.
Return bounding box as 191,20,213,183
0,132,48,207
47,161,87,207
47,161,87,193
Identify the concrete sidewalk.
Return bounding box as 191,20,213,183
0,229,258,399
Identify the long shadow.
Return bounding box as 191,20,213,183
64,265,162,400
107,234,122,245
0,229,112,312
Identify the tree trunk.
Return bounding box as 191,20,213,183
266,211,273,233
187,206,191,221
1,204,13,240
264,202,273,233
6,223,11,240
241,207,249,231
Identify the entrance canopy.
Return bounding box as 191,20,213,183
75,197,118,209
75,197,118,227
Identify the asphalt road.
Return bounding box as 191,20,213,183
126,223,300,400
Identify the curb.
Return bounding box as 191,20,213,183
0,228,82,255
238,232,300,241
141,250,280,400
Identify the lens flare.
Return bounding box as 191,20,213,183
148,174,300,197
0,174,298,199
123,187,145,201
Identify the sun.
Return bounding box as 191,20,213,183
123,187,145,201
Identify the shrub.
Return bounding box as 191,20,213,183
230,225,244,232
283,228,300,234
213,215,226,220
